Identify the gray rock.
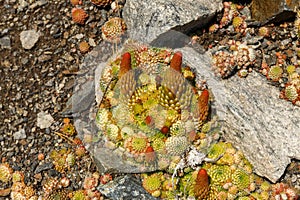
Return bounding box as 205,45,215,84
178,47,300,183
0,36,11,49
13,128,26,140
92,145,148,174
123,0,223,44
61,42,114,116
34,162,53,174
71,79,95,115
20,30,40,50
37,111,54,129
97,175,158,200
251,0,298,24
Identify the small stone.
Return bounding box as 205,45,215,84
21,57,28,65
20,30,40,50
38,54,52,62
88,38,96,47
37,111,54,129
29,0,48,9
75,33,84,39
34,162,53,173
18,0,29,11
0,188,10,197
13,128,26,140
62,53,74,62
0,36,11,49
33,173,43,181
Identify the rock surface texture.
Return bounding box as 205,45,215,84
179,47,300,183
123,0,223,44
97,175,158,200
251,0,298,24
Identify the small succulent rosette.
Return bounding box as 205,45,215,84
93,42,211,172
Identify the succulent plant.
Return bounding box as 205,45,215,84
12,171,24,183
0,163,13,183
72,190,86,200
258,26,270,37
71,8,88,25
212,50,236,78
283,84,298,102
101,17,126,43
232,169,251,190
83,176,98,190
142,173,163,195
194,169,210,199
78,41,90,54
267,65,283,82
165,136,189,156
270,182,298,200
207,165,231,185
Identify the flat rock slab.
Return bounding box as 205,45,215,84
251,0,298,24
123,0,223,44
179,47,300,183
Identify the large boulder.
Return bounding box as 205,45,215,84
179,47,300,183
123,0,223,44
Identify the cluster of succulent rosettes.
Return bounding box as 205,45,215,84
261,52,286,82
6,169,38,200
209,2,248,34
177,141,257,199
96,44,211,170
50,148,76,173
269,182,299,200
82,173,102,199
259,52,300,106
279,65,300,106
212,41,256,78
101,17,127,43
11,174,38,200
42,178,72,200
141,140,299,200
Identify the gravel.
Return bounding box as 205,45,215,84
0,0,123,198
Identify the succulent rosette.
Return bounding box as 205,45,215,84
93,41,210,172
